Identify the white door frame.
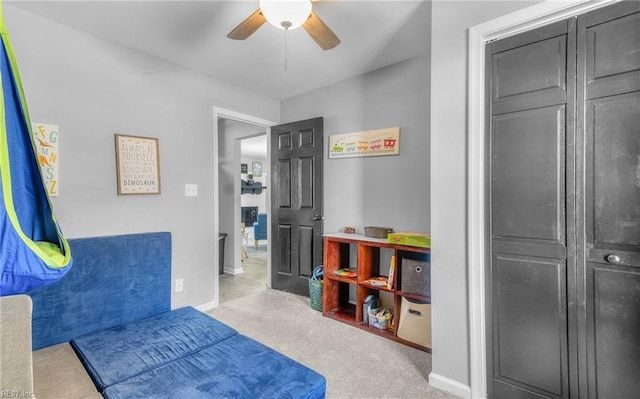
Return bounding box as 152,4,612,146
211,107,276,309
467,0,619,397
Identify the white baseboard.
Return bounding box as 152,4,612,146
429,372,472,399
194,300,218,312
224,266,244,275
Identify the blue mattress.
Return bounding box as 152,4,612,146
71,307,237,390
71,307,326,399
103,334,326,399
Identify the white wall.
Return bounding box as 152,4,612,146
429,1,538,395
5,5,279,309
282,54,431,235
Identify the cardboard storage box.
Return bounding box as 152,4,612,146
387,232,431,248
400,259,430,298
397,297,431,348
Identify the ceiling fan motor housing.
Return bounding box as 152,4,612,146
259,0,312,30
228,1,340,51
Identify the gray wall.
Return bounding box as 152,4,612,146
430,0,539,391
5,5,279,309
282,54,431,234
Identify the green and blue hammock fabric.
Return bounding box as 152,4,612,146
0,5,72,296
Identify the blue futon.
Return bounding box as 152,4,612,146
28,233,325,399
71,307,326,399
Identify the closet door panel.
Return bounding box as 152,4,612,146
586,93,640,248
491,106,566,247
585,264,640,399
492,35,567,114
584,2,640,98
492,254,568,398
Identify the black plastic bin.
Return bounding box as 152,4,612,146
218,233,227,275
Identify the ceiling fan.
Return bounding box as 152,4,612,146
227,0,341,51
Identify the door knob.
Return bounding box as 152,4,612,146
606,254,621,264
312,215,324,221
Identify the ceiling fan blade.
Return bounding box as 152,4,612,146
303,11,341,50
227,9,267,40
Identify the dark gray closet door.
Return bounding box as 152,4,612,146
577,3,640,398
488,20,576,399
488,3,640,399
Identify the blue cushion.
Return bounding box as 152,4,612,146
71,307,237,391
28,232,172,350
103,334,326,399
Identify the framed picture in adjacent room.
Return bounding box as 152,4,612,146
252,161,262,177
241,163,248,174
114,134,161,195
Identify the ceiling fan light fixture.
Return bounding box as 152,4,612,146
259,0,312,30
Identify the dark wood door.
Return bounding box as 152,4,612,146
488,20,576,399
578,3,640,398
270,117,324,295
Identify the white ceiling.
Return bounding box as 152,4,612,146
7,0,430,100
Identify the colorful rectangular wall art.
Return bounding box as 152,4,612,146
329,127,400,159
32,123,59,196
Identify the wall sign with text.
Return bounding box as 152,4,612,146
115,134,161,195
32,123,59,196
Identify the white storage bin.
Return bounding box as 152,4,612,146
397,297,431,347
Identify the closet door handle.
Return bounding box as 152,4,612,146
606,254,621,264
312,215,324,221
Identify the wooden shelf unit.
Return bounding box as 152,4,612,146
322,233,431,352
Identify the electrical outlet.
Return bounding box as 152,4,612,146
185,184,198,197
175,278,184,292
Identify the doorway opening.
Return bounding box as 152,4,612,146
219,134,269,303
212,107,275,308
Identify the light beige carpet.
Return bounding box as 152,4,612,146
207,289,459,399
